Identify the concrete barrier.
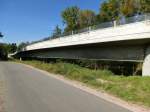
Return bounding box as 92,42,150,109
143,46,150,76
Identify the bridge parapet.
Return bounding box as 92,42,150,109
26,20,150,51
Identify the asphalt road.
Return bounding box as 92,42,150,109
0,62,131,112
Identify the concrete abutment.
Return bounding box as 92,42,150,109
142,45,150,76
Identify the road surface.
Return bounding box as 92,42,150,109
0,62,131,112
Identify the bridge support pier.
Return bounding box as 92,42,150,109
142,46,150,76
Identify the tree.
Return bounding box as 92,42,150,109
79,10,96,28
0,44,8,60
0,43,17,60
17,42,29,51
9,43,17,53
61,6,80,32
120,0,138,17
99,0,121,22
140,0,150,13
0,32,3,38
0,43,17,53
52,25,62,38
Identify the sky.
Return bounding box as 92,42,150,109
0,0,104,44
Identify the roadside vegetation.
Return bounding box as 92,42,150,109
0,43,17,60
15,60,150,108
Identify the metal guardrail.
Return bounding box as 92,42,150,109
26,13,150,47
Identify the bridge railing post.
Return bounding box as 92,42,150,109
113,20,117,27
145,14,150,25
88,27,92,33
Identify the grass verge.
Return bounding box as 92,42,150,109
15,60,150,107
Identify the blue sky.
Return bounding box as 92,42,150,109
0,0,104,44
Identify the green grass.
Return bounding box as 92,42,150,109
15,60,150,107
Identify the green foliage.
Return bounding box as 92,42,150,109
52,25,62,38
99,0,150,20
120,0,139,17
61,6,97,32
0,32,3,38
17,42,29,51
0,43,17,54
7,43,17,53
79,10,96,28
140,0,150,13
99,0,120,22
0,44,8,60
61,6,80,32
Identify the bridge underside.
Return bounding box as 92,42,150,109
15,39,150,76
17,39,150,61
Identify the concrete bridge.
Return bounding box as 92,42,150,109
16,14,150,76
